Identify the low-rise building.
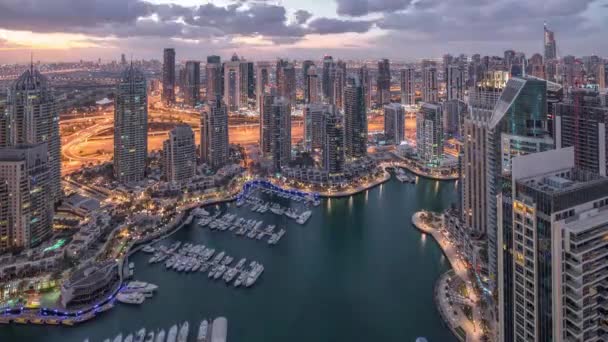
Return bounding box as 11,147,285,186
60,261,120,308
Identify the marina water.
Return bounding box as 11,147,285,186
0,177,458,342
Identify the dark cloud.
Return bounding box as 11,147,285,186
294,10,313,24
308,18,375,34
336,0,413,16
0,0,151,32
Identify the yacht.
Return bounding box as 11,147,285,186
221,255,233,266
134,329,146,342
234,272,247,287
142,245,155,253
197,320,209,342
166,324,178,342
124,334,133,342
296,210,312,225
212,251,225,264
154,329,165,342
246,264,265,287
123,281,158,293
235,258,247,269
177,321,189,342
144,331,155,342
214,265,227,280
285,209,299,220
113,334,123,342
270,204,284,215
116,292,145,305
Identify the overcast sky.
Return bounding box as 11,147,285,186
0,0,607,63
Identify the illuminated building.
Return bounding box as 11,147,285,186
162,125,196,183
206,55,222,102
0,143,52,250
276,59,296,108
323,109,345,174
255,61,272,113
162,48,176,104
359,65,372,110
446,65,465,101
322,56,334,103
113,64,148,183
377,58,391,105
201,97,229,170
400,67,415,106
499,147,608,342
305,66,319,104
303,103,329,152
422,66,438,103
344,76,367,160
5,66,61,204
302,60,315,104
270,97,291,172
416,102,443,165
384,103,405,145
555,89,608,176
183,61,200,107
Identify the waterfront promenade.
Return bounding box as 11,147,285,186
412,211,483,342
390,154,459,181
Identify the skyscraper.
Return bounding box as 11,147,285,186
162,48,176,104
205,55,222,102
114,65,148,183
223,58,242,111
183,61,200,107
260,92,276,157
461,71,509,236
446,65,464,101
416,102,443,165
255,62,272,114
0,143,52,251
323,109,345,175
359,65,372,110
303,103,328,152
544,23,557,61
555,89,608,176
499,147,608,342
422,66,438,103
485,78,553,341
384,103,405,145
333,61,346,110
377,58,391,105
162,125,196,183
200,97,229,170
277,59,296,108
344,76,367,160
270,97,291,172
303,60,315,103
400,67,415,106
322,56,334,102
4,66,62,204
305,66,319,104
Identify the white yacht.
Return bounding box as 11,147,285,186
113,334,123,342
296,210,312,225
144,331,155,342
197,320,209,341
166,324,178,342
177,321,189,342
154,329,165,342
123,281,158,293
116,292,145,305
134,329,146,342
246,264,265,287
124,334,133,342
142,246,155,253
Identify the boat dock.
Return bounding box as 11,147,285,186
146,242,265,289
87,316,227,342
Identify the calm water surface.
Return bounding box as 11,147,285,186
0,177,459,342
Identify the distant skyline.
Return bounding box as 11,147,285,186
1,0,608,63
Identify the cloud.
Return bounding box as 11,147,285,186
335,0,414,16
294,10,313,24
308,18,375,34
